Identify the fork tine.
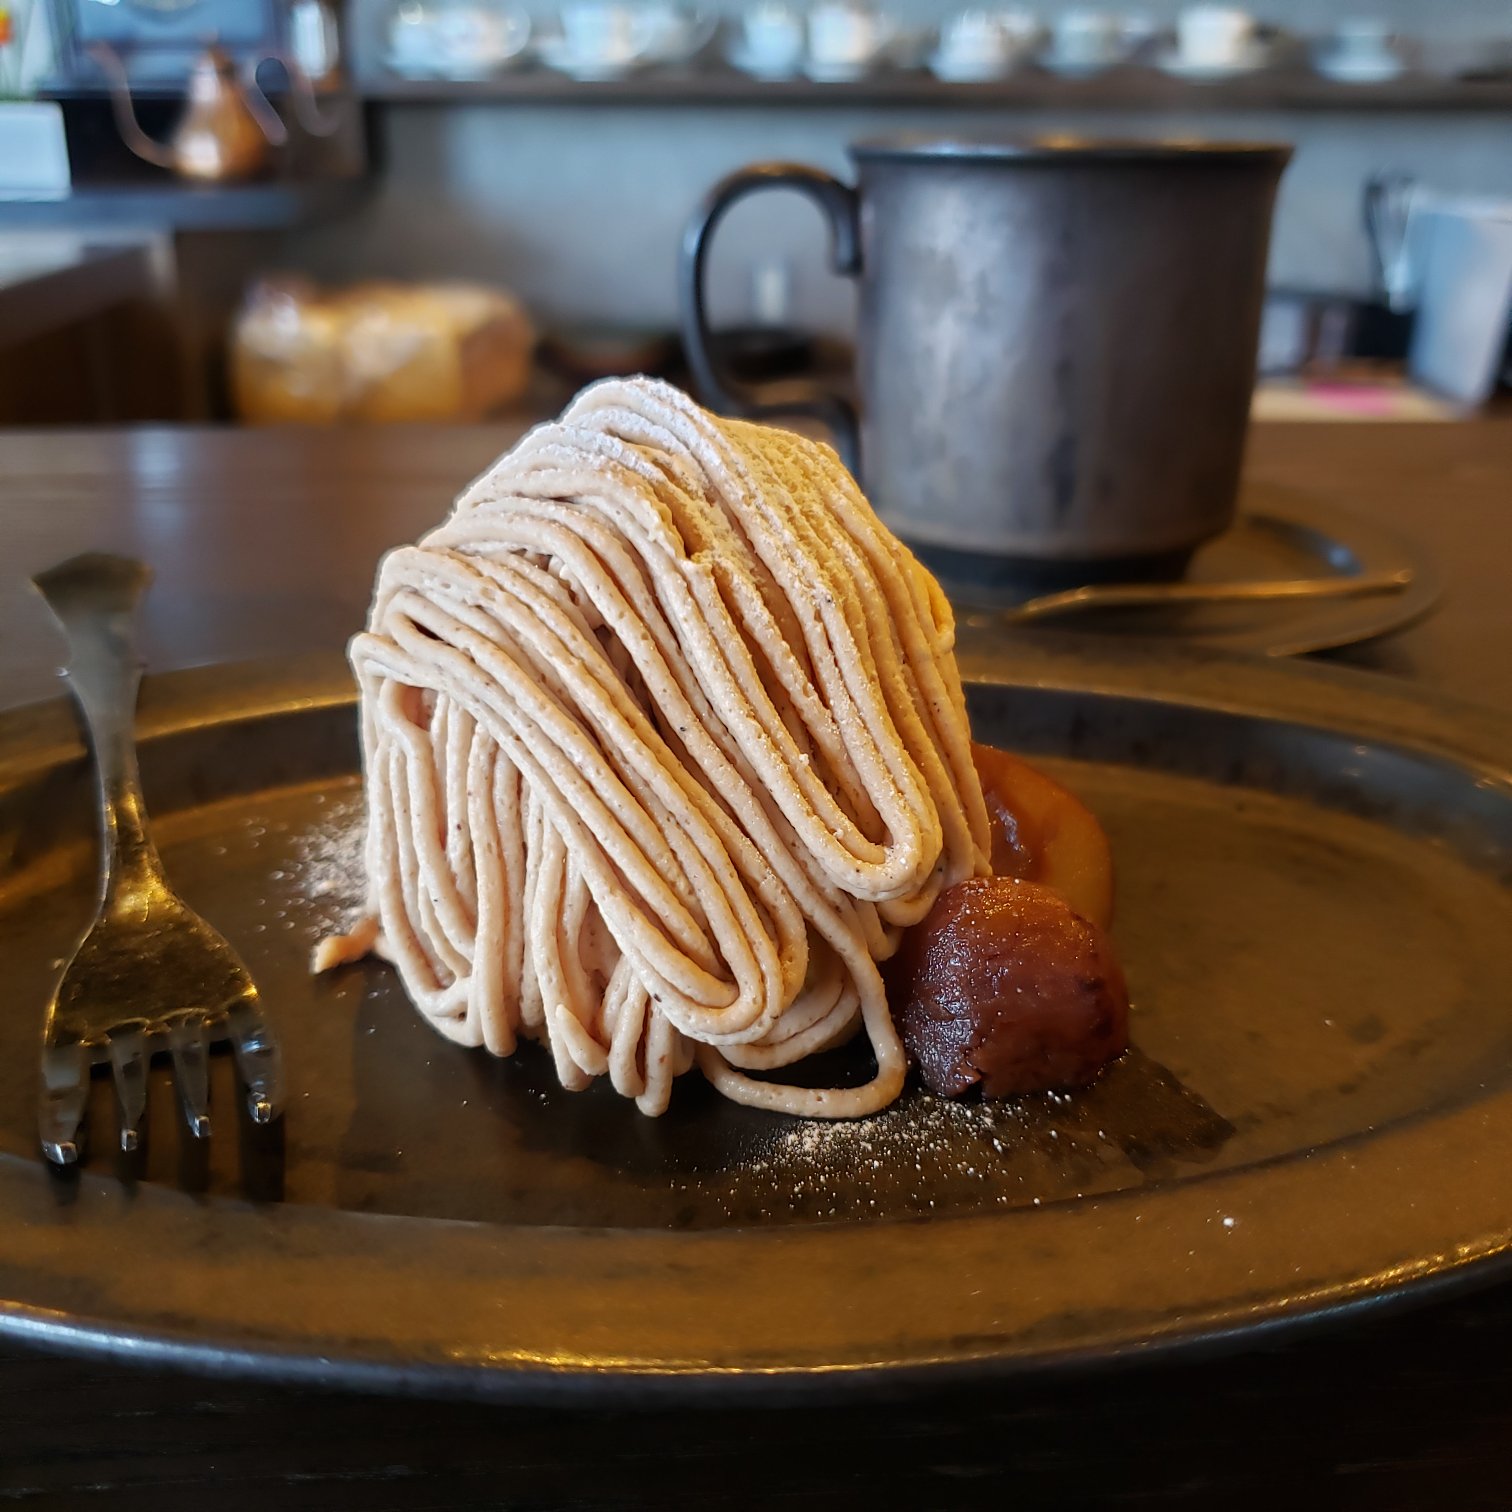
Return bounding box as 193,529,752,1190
106,1028,149,1152
227,999,285,1125
39,1038,90,1166
168,1018,212,1139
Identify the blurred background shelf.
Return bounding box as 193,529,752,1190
357,66,1512,109
0,178,372,231
4,0,1510,431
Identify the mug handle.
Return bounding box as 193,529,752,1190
679,163,862,474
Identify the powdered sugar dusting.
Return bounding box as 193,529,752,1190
285,790,367,925
682,1085,1135,1224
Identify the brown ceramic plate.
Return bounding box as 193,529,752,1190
0,638,1509,1402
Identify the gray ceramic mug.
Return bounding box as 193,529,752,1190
680,136,1292,590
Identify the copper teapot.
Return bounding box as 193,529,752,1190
88,43,337,184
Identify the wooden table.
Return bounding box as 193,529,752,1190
2,419,1510,712
1,419,1511,1509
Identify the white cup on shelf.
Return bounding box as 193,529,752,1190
556,1,655,71
932,11,1010,78
1334,17,1394,57
734,1,806,77
388,2,442,74
1047,10,1122,71
387,0,528,76
1315,17,1404,82
1175,5,1255,69
640,4,717,65
435,4,528,74
806,0,893,80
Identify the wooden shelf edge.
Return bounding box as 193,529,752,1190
354,66,1512,110
0,178,372,232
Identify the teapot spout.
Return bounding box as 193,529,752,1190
88,43,176,169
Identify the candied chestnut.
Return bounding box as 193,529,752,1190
972,742,1115,930
891,876,1129,1097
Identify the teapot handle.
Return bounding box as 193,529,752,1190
258,53,346,138
679,162,863,476
237,58,290,146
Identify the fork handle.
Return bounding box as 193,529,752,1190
32,553,166,907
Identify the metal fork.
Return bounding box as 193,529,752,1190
32,552,285,1166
